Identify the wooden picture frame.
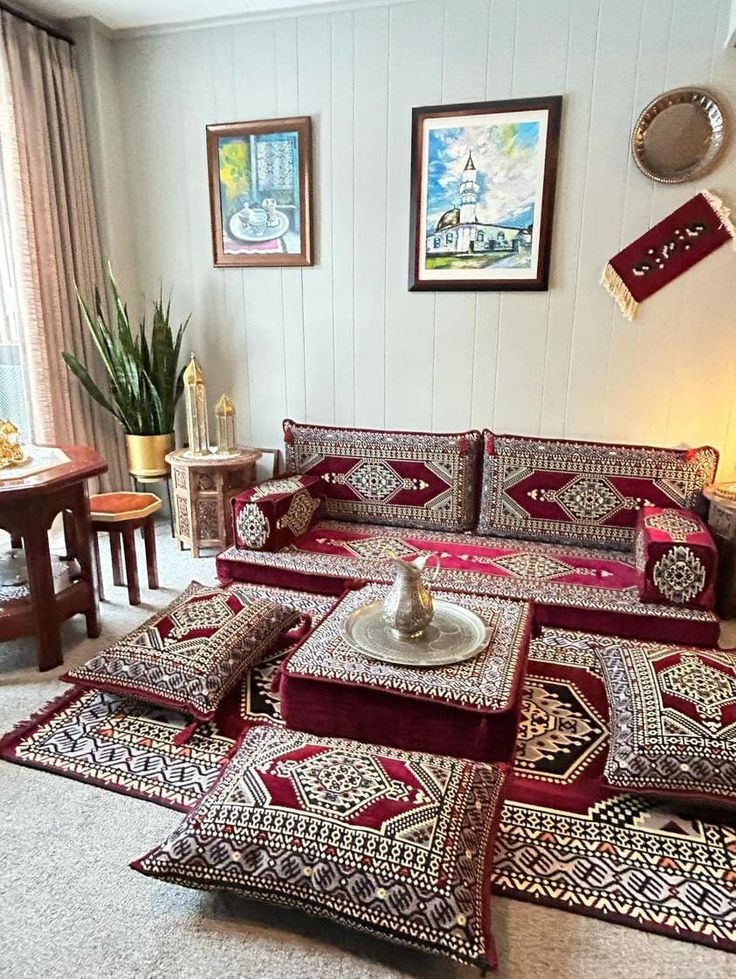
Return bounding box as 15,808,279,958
409,96,562,291
206,116,313,268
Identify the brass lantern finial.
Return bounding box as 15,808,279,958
183,354,210,456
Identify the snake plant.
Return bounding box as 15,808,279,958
63,265,189,436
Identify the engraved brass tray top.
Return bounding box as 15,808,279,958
631,87,726,184
340,599,493,667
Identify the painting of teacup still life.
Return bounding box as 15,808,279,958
409,97,562,291
206,116,313,267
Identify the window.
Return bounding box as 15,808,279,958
477,230,484,241
445,231,454,243
433,236,440,247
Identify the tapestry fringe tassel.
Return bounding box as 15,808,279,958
600,263,638,321
701,190,736,248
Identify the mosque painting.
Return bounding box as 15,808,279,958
410,99,561,290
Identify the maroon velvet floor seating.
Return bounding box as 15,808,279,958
216,421,720,646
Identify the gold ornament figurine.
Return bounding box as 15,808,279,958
183,354,210,456
214,395,237,455
0,420,25,469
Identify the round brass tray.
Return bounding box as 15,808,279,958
340,599,492,668
631,87,726,184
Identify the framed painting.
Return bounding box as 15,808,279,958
206,116,313,268
409,97,562,291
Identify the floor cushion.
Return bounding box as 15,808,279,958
278,582,533,763
477,431,718,550
233,475,323,551
131,724,509,970
63,582,301,721
598,640,736,806
634,507,717,610
283,419,482,532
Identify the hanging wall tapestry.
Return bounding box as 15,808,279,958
206,116,313,268
409,96,562,291
601,190,736,320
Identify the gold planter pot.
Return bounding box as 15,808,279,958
126,433,175,479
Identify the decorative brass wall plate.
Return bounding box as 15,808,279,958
632,87,727,184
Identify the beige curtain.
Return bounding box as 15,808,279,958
0,10,127,489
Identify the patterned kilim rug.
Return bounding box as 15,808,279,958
1,584,734,954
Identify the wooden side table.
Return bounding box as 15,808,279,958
703,483,736,619
166,447,261,557
0,444,107,671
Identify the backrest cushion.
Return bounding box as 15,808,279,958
477,431,718,550
283,419,482,531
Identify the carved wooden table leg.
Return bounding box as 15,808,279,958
22,521,62,671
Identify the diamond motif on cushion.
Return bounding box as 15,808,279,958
652,546,706,603
167,596,232,640
643,511,700,539
277,489,320,538
659,655,736,725
345,460,403,502
493,552,573,579
556,476,622,523
343,535,421,560
274,750,411,818
251,477,308,499
235,503,270,549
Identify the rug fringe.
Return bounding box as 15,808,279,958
701,189,736,250
600,263,638,321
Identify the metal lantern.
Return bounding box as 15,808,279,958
214,394,237,455
183,354,210,455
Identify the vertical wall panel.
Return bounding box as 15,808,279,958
109,0,736,472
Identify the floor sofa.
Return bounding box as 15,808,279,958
216,421,721,646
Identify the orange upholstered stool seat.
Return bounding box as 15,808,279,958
89,492,162,606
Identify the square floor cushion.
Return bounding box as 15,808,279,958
598,640,736,806
131,724,509,970
63,582,301,721
233,475,323,552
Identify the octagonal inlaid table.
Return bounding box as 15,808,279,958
0,444,107,671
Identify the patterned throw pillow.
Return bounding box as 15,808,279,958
63,582,300,721
132,725,508,970
634,507,717,610
283,419,482,532
598,641,736,806
477,431,718,550
232,475,323,551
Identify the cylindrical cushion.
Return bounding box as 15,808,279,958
634,507,717,610
232,475,323,552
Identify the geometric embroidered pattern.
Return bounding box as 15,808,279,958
652,545,706,604
644,510,701,539
492,552,577,580
598,642,736,805
132,725,508,970
277,489,321,538
250,477,309,499
283,420,482,532
63,582,300,721
515,677,607,782
235,503,270,550
477,431,718,550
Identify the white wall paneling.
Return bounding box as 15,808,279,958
79,0,736,471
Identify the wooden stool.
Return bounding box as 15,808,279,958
90,492,161,606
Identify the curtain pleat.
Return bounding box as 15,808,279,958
0,12,127,490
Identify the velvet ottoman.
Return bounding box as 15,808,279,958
277,583,534,763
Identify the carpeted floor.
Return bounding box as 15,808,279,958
1,524,733,979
